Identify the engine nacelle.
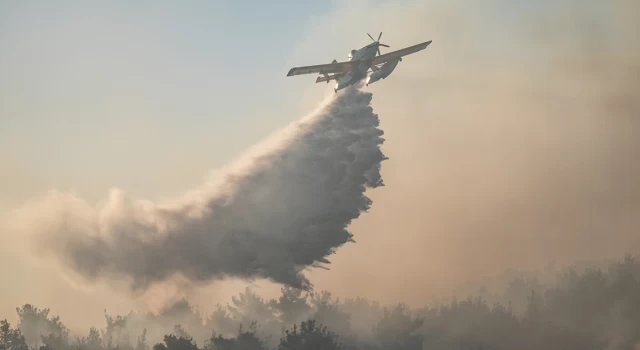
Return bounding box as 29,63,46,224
366,58,401,85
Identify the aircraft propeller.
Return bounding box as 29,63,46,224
367,32,390,56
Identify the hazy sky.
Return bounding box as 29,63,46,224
0,1,331,205
1,0,638,334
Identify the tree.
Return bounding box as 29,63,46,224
0,320,28,350
75,327,104,350
341,297,383,339
15,305,69,349
227,288,278,328
206,305,238,339
278,320,342,350
40,333,67,350
102,312,132,350
156,300,209,343
372,304,423,350
171,325,192,341
155,334,198,350
206,322,267,350
227,288,280,347
270,287,312,326
309,291,351,338
135,329,149,350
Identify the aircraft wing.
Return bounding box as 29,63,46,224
287,61,355,77
371,40,432,66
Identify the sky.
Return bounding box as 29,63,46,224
1,0,639,334
0,1,332,206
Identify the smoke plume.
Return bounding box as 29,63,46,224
20,86,386,292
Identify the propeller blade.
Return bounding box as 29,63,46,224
377,32,382,41
377,47,381,56
379,44,390,48
367,33,375,42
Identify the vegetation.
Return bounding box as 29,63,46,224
2,255,640,350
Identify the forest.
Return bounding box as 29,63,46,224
2,254,640,350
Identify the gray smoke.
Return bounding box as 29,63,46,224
24,86,386,292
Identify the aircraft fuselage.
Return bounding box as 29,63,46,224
334,44,379,92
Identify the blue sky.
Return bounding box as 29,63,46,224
0,1,336,203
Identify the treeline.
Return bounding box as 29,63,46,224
2,254,640,350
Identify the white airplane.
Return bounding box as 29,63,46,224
286,33,432,92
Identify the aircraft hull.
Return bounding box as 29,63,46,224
334,61,370,92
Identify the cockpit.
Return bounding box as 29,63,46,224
348,49,357,60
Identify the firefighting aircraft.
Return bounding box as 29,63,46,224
286,32,432,92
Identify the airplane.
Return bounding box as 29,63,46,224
286,32,432,92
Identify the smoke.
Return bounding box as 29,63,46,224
279,0,640,304
2,0,639,330
17,85,386,293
